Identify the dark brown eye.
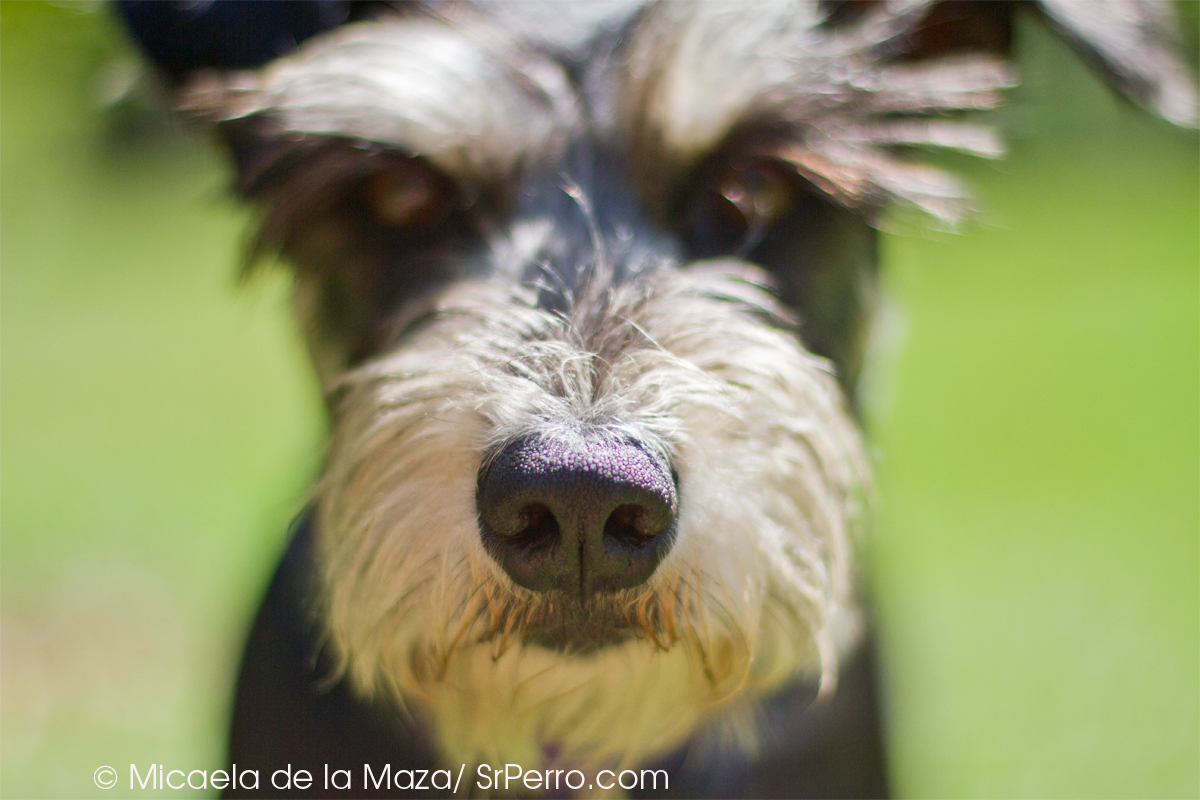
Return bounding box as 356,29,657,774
683,157,797,257
368,157,452,229
717,159,794,232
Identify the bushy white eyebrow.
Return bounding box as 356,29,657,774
182,13,580,183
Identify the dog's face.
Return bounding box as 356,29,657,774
156,0,1195,769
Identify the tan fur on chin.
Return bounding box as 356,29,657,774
313,264,868,768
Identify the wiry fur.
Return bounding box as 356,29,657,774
119,0,1197,788
620,1,1015,223
317,266,867,766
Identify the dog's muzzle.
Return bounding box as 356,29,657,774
477,430,678,600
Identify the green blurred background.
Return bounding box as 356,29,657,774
1,3,1196,797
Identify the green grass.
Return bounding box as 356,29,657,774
1,4,1197,798
870,20,1199,797
1,5,324,796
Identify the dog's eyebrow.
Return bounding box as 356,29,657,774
619,0,1196,225
180,12,579,186
617,1,1017,224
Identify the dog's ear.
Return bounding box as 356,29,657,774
834,0,1198,127
1034,0,1198,127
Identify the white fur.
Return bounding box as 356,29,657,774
314,264,868,768
185,13,579,184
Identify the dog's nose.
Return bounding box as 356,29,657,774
477,432,678,598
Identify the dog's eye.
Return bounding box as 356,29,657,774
683,157,796,256
368,157,453,229
717,160,794,232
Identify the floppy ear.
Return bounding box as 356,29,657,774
1035,0,1197,127
769,0,1199,224
820,0,1196,128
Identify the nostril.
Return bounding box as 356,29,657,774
604,503,670,545
510,503,561,549
479,494,568,593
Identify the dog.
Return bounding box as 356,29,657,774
117,1,1195,796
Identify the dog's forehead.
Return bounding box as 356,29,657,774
456,0,644,58
184,1,837,185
